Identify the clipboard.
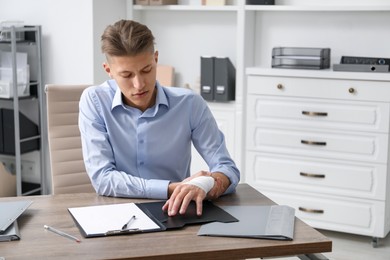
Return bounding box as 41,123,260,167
0,200,33,234
198,205,295,241
68,200,238,238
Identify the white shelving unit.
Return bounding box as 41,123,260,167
0,25,46,196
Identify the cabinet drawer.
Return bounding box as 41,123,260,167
247,126,388,163
247,95,390,133
246,152,387,200
247,75,390,102
259,189,387,237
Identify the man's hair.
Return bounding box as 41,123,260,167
101,20,155,58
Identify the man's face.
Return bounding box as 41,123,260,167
103,51,158,111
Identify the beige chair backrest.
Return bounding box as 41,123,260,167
46,84,95,194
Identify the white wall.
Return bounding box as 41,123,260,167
0,0,94,85
93,0,127,84
0,0,127,194
0,0,127,85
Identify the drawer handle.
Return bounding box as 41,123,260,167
300,172,326,178
277,84,284,90
299,207,324,214
302,111,328,117
301,140,327,146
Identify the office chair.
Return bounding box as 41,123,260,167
45,84,95,194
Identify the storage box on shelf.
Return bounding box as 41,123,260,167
0,66,30,98
0,162,16,197
0,21,24,42
245,68,390,245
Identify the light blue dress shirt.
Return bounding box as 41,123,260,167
79,80,240,199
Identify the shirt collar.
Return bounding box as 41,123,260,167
111,80,169,113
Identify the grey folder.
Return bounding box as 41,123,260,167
0,221,21,242
200,56,215,101
0,200,33,233
198,205,295,240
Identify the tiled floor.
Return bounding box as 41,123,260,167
248,229,390,260
319,229,390,260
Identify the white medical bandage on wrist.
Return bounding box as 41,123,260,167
185,176,215,193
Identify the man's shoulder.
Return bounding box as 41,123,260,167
82,80,115,99
163,86,192,95
162,86,202,102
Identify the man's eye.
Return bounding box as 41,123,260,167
143,68,152,73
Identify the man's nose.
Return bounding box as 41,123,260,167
133,75,145,90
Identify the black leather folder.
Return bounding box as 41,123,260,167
137,200,238,230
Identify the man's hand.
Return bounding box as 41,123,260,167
162,182,206,216
162,171,231,217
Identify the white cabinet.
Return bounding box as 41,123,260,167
245,69,390,240
240,1,390,244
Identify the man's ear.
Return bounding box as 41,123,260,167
154,51,159,63
103,62,112,78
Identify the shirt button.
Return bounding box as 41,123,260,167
140,162,144,165
139,140,144,144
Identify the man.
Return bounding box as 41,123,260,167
79,19,240,217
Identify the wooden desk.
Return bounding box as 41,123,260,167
0,184,331,259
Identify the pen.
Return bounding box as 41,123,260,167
44,225,81,243
122,215,136,230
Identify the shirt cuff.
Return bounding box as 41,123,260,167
211,167,239,195
146,179,170,199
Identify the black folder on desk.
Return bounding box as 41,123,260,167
68,200,237,238
198,205,295,241
138,201,237,229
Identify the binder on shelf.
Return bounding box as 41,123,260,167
200,56,215,101
68,200,237,238
200,56,236,102
214,57,235,102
